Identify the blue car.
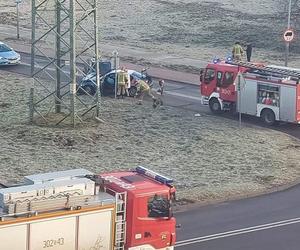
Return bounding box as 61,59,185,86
78,69,149,96
0,42,21,65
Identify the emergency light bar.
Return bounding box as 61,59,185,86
135,166,173,185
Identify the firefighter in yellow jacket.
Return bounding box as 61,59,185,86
117,67,128,98
136,79,156,104
232,42,244,61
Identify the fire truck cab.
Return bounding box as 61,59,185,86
200,60,300,125
0,167,176,250
100,166,176,250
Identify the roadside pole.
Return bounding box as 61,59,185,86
16,0,21,39
238,73,242,128
29,87,34,123
113,50,119,99
285,0,292,66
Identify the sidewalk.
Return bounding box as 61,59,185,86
1,27,200,86
121,61,200,85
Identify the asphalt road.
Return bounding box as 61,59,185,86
175,184,300,250
2,54,300,250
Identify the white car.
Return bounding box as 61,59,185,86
0,42,21,65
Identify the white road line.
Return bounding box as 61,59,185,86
19,61,200,100
19,64,202,100
176,217,300,247
164,91,202,101
21,62,75,76
0,31,22,37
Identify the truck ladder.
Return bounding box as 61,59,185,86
114,192,127,250
227,60,300,80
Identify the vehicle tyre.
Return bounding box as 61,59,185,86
209,98,221,114
83,85,95,95
129,86,137,97
261,109,275,125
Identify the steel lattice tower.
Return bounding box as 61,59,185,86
30,0,100,126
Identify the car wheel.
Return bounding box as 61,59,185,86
209,98,221,114
83,85,95,95
261,109,275,125
129,86,137,97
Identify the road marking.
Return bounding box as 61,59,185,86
176,217,300,247
21,62,78,76
164,91,202,101
19,60,200,101
0,31,21,37
18,63,202,100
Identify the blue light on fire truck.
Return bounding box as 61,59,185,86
226,55,233,63
213,57,220,64
135,166,174,185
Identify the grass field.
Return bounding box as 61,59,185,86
0,0,299,71
1,72,300,204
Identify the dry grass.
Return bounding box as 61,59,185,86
0,0,299,72
1,72,300,204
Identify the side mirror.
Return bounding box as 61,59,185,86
204,77,211,83
200,69,204,82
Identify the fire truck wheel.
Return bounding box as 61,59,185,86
209,98,221,113
261,109,275,125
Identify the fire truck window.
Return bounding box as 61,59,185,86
204,69,215,83
223,72,234,86
257,84,280,107
216,71,223,87
148,194,170,218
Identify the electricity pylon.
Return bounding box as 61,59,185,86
30,0,100,126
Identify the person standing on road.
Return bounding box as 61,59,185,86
158,79,165,95
136,79,156,105
124,68,130,97
117,67,128,99
232,41,244,61
245,43,253,62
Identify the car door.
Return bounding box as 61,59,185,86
102,73,116,96
218,71,236,102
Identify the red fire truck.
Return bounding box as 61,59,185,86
200,60,300,125
0,167,176,250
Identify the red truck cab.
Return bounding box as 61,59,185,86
200,61,242,105
100,166,176,250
